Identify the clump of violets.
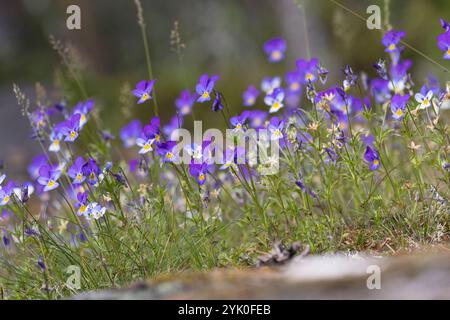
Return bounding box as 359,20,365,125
364,146,381,171
196,74,219,103
263,37,286,62
132,80,156,104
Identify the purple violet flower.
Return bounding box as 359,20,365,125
68,157,86,185
37,165,62,192
243,85,260,107
59,113,81,142
82,158,101,186
264,88,285,113
390,94,410,120
176,90,196,116
364,146,381,171
263,37,287,62
132,80,156,104
120,120,142,148
196,74,219,103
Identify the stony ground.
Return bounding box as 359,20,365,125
74,245,450,300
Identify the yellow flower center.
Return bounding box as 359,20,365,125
155,134,160,142
395,109,403,117
166,152,174,159
79,205,87,213
70,131,77,139
290,82,300,91
235,123,242,130
3,195,10,203
271,50,282,60
388,44,396,51
142,93,150,101
199,173,205,181
90,173,95,181
144,143,151,151
76,173,83,181
423,99,429,106
272,101,281,111
246,97,255,105
80,114,86,123
47,180,55,188
373,159,379,166
54,139,60,146
182,105,190,114
202,91,210,99
305,73,314,81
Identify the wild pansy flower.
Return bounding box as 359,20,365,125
75,191,89,216
120,120,142,148
176,90,196,116
285,71,302,93
382,30,405,53
261,76,281,95
388,59,412,93
28,154,48,180
230,111,249,133
382,30,405,63
132,80,156,104
268,117,285,141
220,146,246,171
370,78,391,104
189,162,209,186
157,141,178,163
72,99,94,128
264,88,285,113
390,94,410,120
436,29,450,60
37,164,62,192
163,115,183,137
85,202,107,220
212,91,224,111
196,74,219,103
247,110,268,129
364,146,381,171
296,58,318,84
136,118,161,154
13,182,34,203
415,87,433,110
30,108,47,130
263,37,286,62
59,113,81,142
82,159,101,186
0,181,15,206
68,157,86,185
243,85,260,107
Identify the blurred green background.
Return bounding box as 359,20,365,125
0,0,448,176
